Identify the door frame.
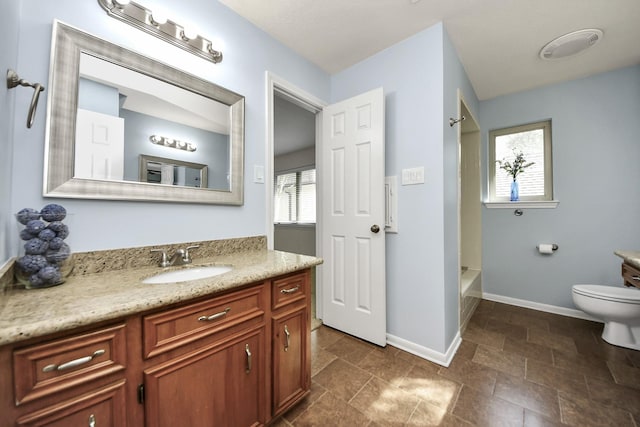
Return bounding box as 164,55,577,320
265,71,327,317
456,89,481,329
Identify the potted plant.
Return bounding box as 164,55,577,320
496,150,534,201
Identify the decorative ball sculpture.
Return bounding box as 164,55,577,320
15,204,73,288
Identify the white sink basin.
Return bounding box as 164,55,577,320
142,265,232,284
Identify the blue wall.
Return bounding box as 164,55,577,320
443,30,480,347
332,23,479,355
8,0,330,253
0,2,20,266
121,109,230,189
78,78,120,116
479,65,640,309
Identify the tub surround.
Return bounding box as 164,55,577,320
0,236,322,346
615,250,640,270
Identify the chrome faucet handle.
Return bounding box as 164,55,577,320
184,245,200,263
150,249,169,267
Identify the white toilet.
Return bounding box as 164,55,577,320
572,284,640,351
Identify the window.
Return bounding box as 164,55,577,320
274,169,316,224
488,120,553,202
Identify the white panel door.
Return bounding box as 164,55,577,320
74,108,125,181
321,88,386,346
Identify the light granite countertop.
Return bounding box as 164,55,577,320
0,249,322,347
614,250,640,270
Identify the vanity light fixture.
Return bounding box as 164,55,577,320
150,135,196,152
97,0,223,64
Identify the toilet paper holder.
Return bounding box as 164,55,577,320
536,244,559,252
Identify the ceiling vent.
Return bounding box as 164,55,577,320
539,29,603,60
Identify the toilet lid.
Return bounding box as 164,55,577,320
573,284,640,303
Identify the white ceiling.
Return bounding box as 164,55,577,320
218,0,640,100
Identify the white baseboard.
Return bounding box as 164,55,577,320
482,292,602,323
386,331,461,368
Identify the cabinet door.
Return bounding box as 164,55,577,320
272,307,310,416
144,327,265,427
15,380,126,427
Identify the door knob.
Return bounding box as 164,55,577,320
370,224,380,233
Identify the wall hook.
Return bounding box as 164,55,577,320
6,69,45,129
449,116,465,127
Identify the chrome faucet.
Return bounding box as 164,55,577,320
151,245,199,267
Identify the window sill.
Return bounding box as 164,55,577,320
274,223,317,228
483,200,559,209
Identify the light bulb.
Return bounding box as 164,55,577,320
113,0,130,9
181,27,198,41
149,11,167,26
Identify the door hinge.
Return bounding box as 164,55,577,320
138,384,145,404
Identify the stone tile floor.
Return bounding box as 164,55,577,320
273,300,640,426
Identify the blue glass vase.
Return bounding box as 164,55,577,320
510,180,519,202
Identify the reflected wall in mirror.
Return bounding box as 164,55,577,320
44,20,244,204
139,155,208,188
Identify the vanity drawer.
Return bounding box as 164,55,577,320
272,271,308,311
143,284,265,358
13,323,126,406
622,262,640,289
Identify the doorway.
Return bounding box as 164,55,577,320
266,73,326,330
266,75,387,346
457,94,482,331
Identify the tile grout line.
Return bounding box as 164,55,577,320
346,375,374,406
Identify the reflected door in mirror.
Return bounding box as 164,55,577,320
74,109,125,181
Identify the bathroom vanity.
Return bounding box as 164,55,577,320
0,238,321,426
615,250,640,289
622,262,640,288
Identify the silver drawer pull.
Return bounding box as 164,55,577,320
245,344,252,374
198,307,231,322
280,286,299,294
89,414,96,427
284,325,290,352
42,349,105,373
632,276,640,281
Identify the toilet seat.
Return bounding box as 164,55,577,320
572,284,640,304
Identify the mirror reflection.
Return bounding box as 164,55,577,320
44,21,245,205
139,154,208,188
76,53,230,191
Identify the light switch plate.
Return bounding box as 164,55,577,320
253,165,264,184
401,167,424,185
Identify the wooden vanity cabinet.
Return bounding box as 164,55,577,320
622,262,640,288
271,272,311,418
0,268,312,427
0,323,128,427
141,283,269,427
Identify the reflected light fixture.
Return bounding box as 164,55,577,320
97,0,223,64
150,135,196,152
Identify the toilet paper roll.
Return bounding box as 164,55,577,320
538,244,555,254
